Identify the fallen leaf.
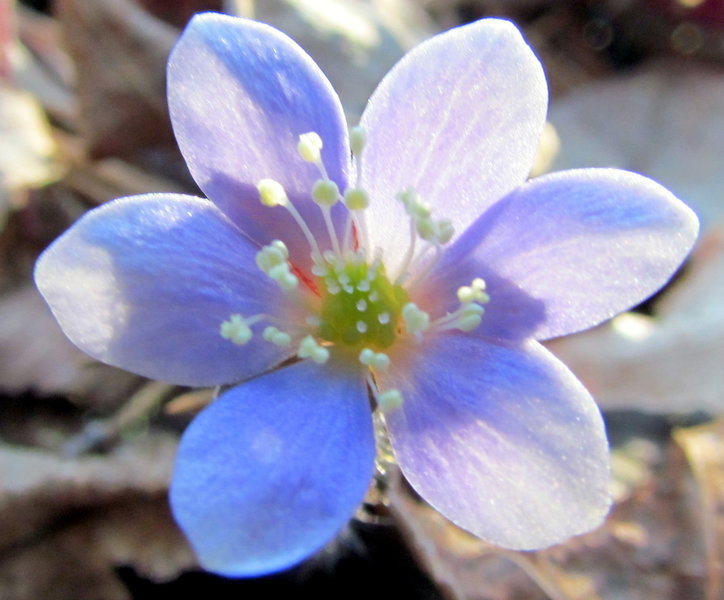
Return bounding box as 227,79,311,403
0,84,63,223
55,0,177,158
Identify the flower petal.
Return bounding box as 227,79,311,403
34,194,295,386
359,18,547,272
168,13,350,267
381,334,610,550
170,358,374,577
424,169,699,341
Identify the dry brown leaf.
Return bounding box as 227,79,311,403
673,419,724,600
0,499,194,600
139,0,223,29
56,0,177,158
0,432,178,550
0,84,63,221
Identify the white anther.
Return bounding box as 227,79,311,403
417,217,455,245
378,312,390,325
398,188,431,219
350,126,367,156
457,278,490,304
359,348,390,371
256,240,289,273
359,348,375,365
369,291,379,302
457,286,474,304
262,326,292,347
356,321,368,333
437,219,455,244
377,389,403,413
344,188,369,210
416,217,437,241
257,179,289,207
402,302,430,335
356,299,367,312
298,132,323,163
312,179,339,206
357,279,370,292
297,335,330,364
371,353,390,370
220,314,253,345
268,263,299,291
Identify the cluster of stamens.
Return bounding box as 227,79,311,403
217,127,490,412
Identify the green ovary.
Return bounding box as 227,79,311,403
318,261,407,349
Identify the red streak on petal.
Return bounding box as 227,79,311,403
291,262,319,296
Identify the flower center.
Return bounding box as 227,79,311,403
219,128,490,412
315,254,407,349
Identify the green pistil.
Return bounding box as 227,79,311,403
318,260,408,349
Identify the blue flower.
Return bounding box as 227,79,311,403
34,13,698,577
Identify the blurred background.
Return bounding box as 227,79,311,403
0,0,722,598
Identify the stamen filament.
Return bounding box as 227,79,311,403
321,205,341,256
282,197,322,259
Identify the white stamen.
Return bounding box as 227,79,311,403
257,179,288,207
256,240,288,273
267,262,299,291
350,126,367,156
356,320,368,333
312,179,339,206
220,314,253,345
377,389,403,413
262,326,292,347
297,132,323,163
358,348,390,371
257,180,321,256
402,303,430,336
378,312,390,324
457,278,489,304
344,188,369,211
356,299,367,312
297,335,329,364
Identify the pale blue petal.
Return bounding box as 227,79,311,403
170,359,374,577
34,194,294,386
168,13,350,270
422,169,699,341
359,18,547,273
380,334,610,550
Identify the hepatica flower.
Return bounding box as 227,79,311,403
35,13,697,576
